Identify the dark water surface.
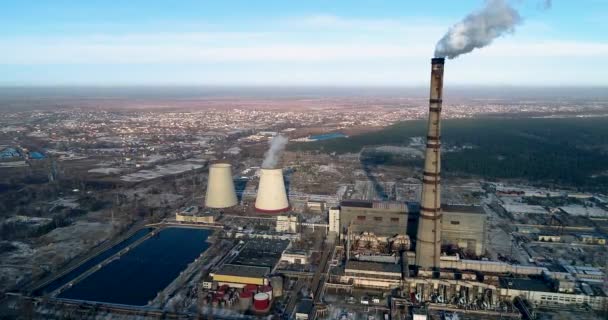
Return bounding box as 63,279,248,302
58,227,211,305
35,228,153,296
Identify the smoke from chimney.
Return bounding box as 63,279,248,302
434,0,521,59
262,135,288,169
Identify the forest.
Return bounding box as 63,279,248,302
289,117,608,191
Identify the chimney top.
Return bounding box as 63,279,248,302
431,57,445,65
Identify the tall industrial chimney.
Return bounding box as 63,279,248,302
255,168,290,214
205,163,238,209
415,57,445,269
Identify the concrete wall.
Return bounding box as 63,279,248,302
441,210,486,256
339,206,408,237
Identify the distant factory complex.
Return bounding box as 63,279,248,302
5,46,606,320
154,58,607,319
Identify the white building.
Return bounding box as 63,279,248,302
281,249,309,265
328,207,340,234
276,215,298,233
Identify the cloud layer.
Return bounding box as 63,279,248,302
0,14,607,85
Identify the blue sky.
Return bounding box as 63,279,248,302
1,0,607,86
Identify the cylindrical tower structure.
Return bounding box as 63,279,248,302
253,292,270,310
239,290,253,310
255,168,290,213
415,57,445,269
205,163,238,208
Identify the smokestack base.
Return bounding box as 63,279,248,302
431,57,445,65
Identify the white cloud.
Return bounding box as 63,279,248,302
1,32,606,65
1,15,607,85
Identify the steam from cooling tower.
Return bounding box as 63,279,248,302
262,135,288,169
434,0,521,59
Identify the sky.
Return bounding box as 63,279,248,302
1,0,607,86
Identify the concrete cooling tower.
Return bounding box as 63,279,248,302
255,168,289,213
205,163,238,209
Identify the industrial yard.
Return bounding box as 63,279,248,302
0,62,606,320
1,1,608,319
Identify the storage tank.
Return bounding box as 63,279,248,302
244,284,258,294
205,163,238,208
259,285,273,300
239,290,253,310
253,292,270,310
270,276,284,298
255,168,289,213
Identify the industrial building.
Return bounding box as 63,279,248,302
175,206,215,224
336,200,412,238
330,200,486,258
229,239,290,269
275,214,298,233
340,261,403,289
306,200,326,213
294,299,314,320
442,205,487,256
498,277,608,310
280,249,309,265
203,239,289,314
212,264,270,287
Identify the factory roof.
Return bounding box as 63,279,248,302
214,264,270,278
296,299,314,315
283,249,308,256
230,239,290,268
443,204,486,215
340,200,411,212
242,239,290,254
345,261,401,274
499,277,554,293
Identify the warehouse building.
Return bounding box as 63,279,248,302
211,264,270,287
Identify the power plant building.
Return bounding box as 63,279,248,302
442,205,486,256
332,200,486,257
337,200,411,238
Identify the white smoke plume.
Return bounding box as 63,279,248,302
434,0,522,59
262,135,288,169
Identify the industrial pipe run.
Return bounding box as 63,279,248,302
415,57,445,270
